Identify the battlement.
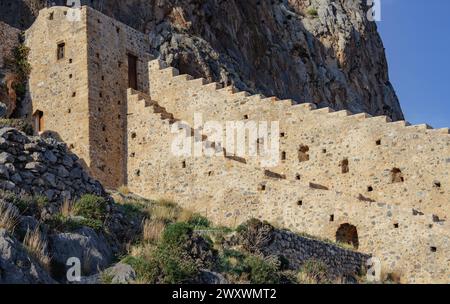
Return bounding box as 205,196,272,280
25,6,449,283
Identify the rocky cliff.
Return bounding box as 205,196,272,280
0,0,403,120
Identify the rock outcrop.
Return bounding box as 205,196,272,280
0,228,56,284
0,0,403,120
0,128,104,201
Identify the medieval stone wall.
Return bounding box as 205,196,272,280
24,6,450,283
26,6,152,188
126,87,450,283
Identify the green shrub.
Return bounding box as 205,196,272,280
218,249,248,276
187,214,210,228
244,255,280,284
73,194,108,221
161,222,192,246
46,214,103,232
121,256,158,284
306,7,318,17
297,259,330,284
153,245,198,284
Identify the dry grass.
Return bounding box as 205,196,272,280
142,219,165,243
176,209,194,223
129,242,157,260
0,200,20,232
23,227,51,271
60,199,74,217
117,185,130,195
149,204,178,222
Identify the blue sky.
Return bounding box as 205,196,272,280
377,0,450,128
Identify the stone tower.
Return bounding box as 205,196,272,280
25,6,152,188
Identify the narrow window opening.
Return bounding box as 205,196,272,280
182,161,186,168
281,151,286,161
391,168,404,183
329,214,334,222
69,74,73,79
340,158,349,174
33,110,44,134
322,148,327,154
127,54,138,90
72,92,76,97
298,145,310,162
57,42,65,60
259,184,266,191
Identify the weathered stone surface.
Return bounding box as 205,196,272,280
0,128,105,201
49,227,113,278
0,229,56,284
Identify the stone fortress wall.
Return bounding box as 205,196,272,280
26,6,152,188
26,6,450,283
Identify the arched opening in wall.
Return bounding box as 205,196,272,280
391,168,404,183
335,223,359,249
298,145,310,162
32,110,44,135
340,158,349,174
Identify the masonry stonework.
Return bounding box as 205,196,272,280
25,6,450,283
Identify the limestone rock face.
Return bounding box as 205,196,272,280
1,0,403,120
0,228,56,284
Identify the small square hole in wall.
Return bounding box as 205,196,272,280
69,74,72,79
329,214,334,222
101,75,105,81
96,53,100,59
243,114,249,120
72,92,76,97
68,109,71,114
63,11,67,16
208,171,213,176
182,161,186,168
118,114,121,119
297,200,303,206
367,186,374,192
118,61,122,68
322,149,327,154
280,132,285,138
376,139,382,146
48,12,54,20
116,27,120,34
130,152,135,158
430,246,437,253
259,184,266,191
433,181,441,188
69,58,73,64
69,144,75,149
393,223,399,229
295,174,301,180
131,132,137,139
99,92,103,98
118,100,121,105
102,126,106,132
98,107,101,112
105,138,108,143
